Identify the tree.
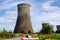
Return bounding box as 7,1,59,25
20,31,24,33
9,30,12,33
28,31,31,34
40,23,53,34
55,30,60,33
2,28,7,33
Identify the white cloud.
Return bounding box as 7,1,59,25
41,0,60,12
5,11,17,22
1,0,14,5
0,11,17,23
40,0,60,24
31,0,60,32
0,11,17,32
0,0,20,32
0,17,5,23
5,11,17,17
0,1,20,11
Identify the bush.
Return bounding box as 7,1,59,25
20,31,25,34
28,31,31,34
55,30,60,33
39,23,53,34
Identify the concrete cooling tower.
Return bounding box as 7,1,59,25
14,3,33,33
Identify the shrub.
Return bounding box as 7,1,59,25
28,31,31,34
55,30,60,33
39,23,53,34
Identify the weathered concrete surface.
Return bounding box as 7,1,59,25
14,3,33,33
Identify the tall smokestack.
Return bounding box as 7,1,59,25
14,3,33,33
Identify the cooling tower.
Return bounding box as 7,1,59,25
14,3,33,33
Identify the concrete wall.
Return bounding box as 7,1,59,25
14,3,33,33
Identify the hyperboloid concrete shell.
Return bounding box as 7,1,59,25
14,3,33,33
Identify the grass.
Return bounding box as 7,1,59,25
21,34,60,40
37,34,60,40
1,33,60,40
20,34,60,40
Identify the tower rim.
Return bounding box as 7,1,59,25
18,3,31,6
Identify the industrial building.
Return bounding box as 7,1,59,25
14,3,33,33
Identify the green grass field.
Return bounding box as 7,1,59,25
1,33,60,40
37,34,60,40
21,34,60,40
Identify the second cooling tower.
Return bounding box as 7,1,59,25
14,3,33,33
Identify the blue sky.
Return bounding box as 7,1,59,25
0,0,60,32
